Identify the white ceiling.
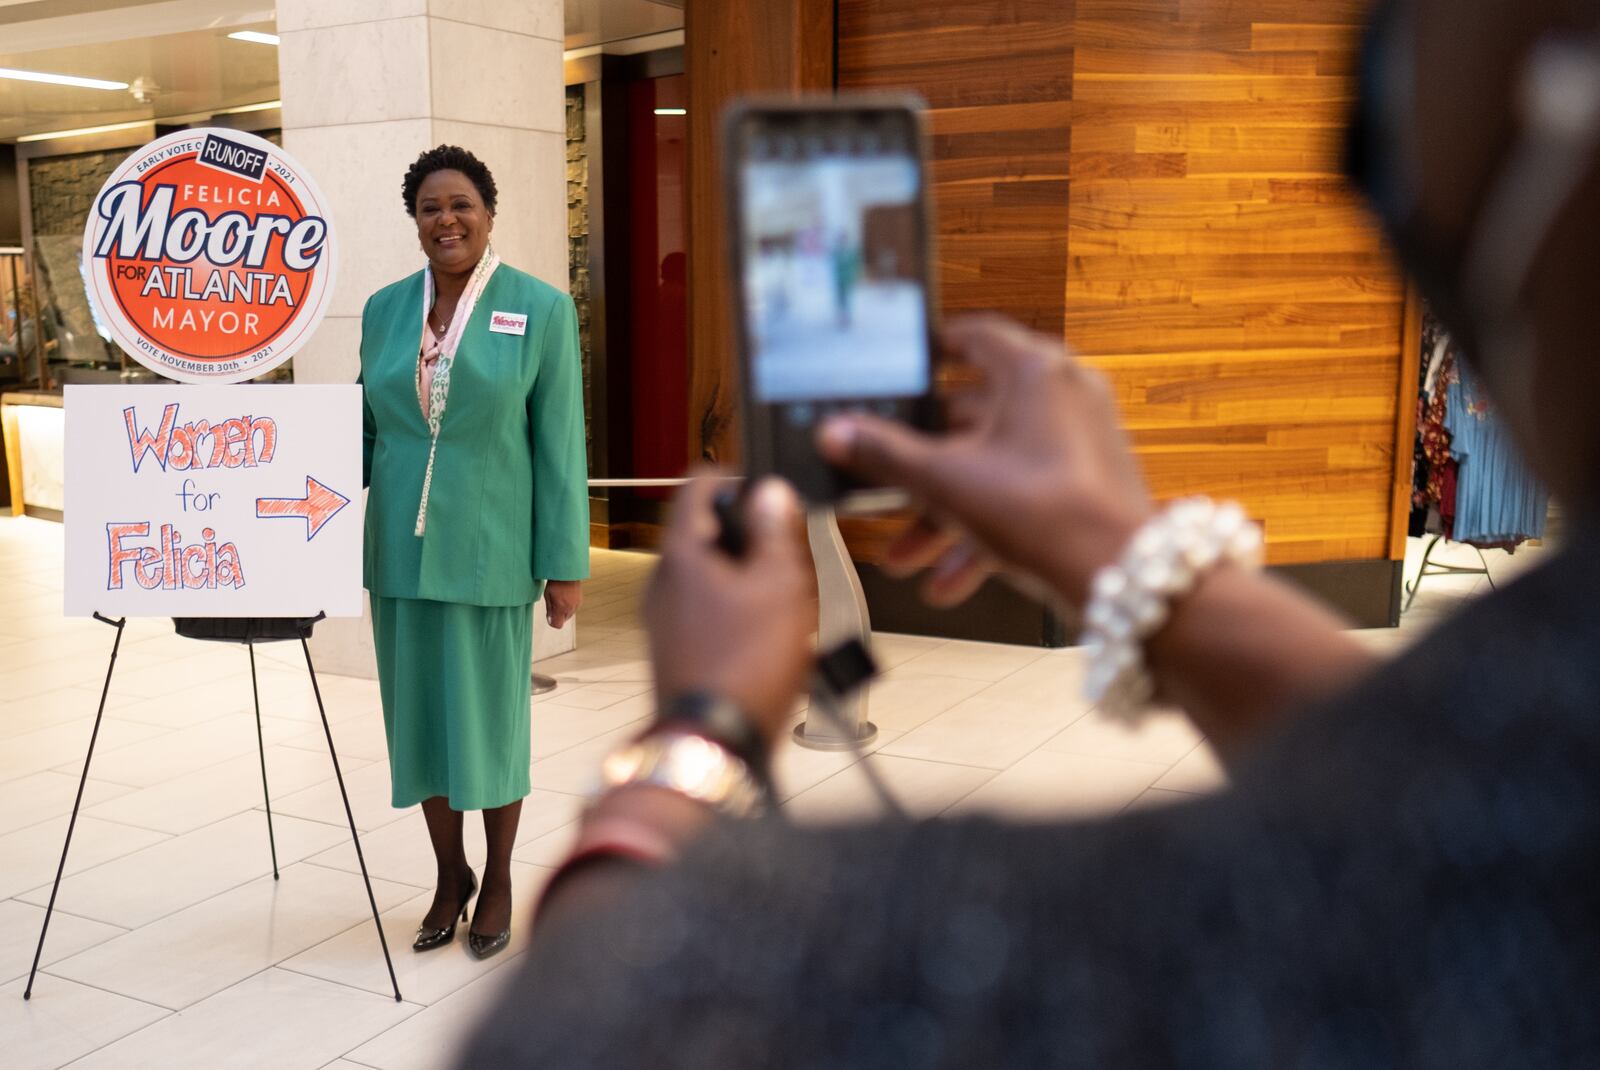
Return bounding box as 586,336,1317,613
0,23,280,142
0,0,271,53
0,0,684,144
0,0,277,142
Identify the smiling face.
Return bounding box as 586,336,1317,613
414,169,492,276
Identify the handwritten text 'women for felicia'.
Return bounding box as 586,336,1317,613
106,403,280,591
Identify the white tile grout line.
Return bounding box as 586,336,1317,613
8,793,407,925
12,859,423,960
781,750,1005,819
331,1057,387,1070
1,895,133,933
24,969,175,1058
51,961,429,1067
298,858,431,892
38,899,441,1015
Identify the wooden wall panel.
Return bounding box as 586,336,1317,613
686,0,834,466
727,0,1407,577
1066,0,1405,566
837,0,1076,335
835,1,1077,565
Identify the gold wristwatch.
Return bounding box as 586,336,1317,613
599,731,767,817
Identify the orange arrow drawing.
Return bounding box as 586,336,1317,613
255,476,350,541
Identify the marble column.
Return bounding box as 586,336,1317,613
276,0,574,677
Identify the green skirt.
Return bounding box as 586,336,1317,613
371,596,533,811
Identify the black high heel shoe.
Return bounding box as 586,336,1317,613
412,869,477,952
467,903,511,960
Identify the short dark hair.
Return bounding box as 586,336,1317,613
402,145,498,218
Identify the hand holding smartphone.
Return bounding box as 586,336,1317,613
724,95,940,508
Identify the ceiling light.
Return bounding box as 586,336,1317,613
18,118,151,143
227,30,280,46
654,108,686,116
14,99,282,143
217,99,281,115
0,66,128,91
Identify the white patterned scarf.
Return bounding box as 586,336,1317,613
414,247,501,535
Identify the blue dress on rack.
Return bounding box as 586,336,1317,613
1445,363,1549,544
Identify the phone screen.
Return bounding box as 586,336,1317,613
738,120,931,404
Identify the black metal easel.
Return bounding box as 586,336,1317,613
1403,533,1497,613
23,611,402,1003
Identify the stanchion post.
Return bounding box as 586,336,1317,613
24,612,126,1001
794,508,878,751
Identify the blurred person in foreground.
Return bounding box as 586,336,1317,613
464,0,1600,1064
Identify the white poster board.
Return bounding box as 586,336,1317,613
64,384,362,617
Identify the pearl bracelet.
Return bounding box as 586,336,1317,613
1080,497,1263,722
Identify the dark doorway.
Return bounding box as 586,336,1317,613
622,71,688,511
578,50,688,548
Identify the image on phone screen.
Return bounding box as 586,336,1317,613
739,128,930,404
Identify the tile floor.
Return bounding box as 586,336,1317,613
0,514,1544,1068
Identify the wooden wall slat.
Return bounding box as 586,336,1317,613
838,0,1077,340
685,0,835,466
1389,285,1423,558
833,1,1077,564
779,0,1406,572
1067,0,1406,566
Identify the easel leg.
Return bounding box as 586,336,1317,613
247,640,279,880
24,613,126,1001
300,634,403,1003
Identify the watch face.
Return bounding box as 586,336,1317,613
600,733,764,816
658,693,767,770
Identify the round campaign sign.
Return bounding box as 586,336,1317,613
81,128,337,384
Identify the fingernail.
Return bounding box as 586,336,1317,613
933,544,976,579
816,417,855,457
748,478,797,530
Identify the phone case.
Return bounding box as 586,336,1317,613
721,94,942,510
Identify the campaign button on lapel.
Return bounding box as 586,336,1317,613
489,311,528,336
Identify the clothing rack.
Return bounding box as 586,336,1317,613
1403,533,1497,613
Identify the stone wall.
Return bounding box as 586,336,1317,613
27,150,123,238
566,85,594,468
28,129,282,239
27,153,125,364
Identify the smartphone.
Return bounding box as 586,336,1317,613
724,96,940,508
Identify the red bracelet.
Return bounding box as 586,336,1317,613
532,814,680,922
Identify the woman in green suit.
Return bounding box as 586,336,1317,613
360,145,589,959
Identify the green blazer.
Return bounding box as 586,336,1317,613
359,264,590,607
